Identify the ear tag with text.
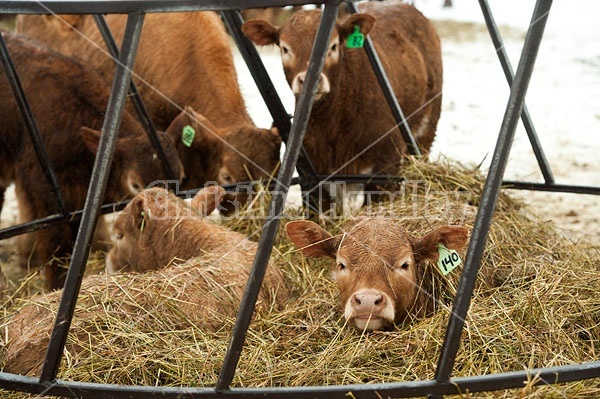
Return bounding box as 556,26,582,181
346,26,365,49
437,244,462,275
182,125,196,147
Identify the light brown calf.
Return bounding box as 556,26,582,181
4,187,288,376
17,12,282,188
286,218,468,331
243,1,442,188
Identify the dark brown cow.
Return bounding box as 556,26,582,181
243,1,442,195
17,12,282,188
0,31,184,289
286,218,468,331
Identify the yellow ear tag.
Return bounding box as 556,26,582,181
437,244,462,275
346,26,364,49
182,125,195,147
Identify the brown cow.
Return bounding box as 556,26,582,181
17,12,282,188
243,1,442,201
0,30,184,289
4,188,288,376
286,218,468,331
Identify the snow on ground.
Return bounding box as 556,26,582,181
233,0,599,244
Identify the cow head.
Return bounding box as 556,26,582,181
242,9,375,101
165,107,281,189
286,218,468,331
80,126,184,199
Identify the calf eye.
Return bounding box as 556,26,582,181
337,261,346,270
330,43,337,52
400,262,409,269
281,45,289,54
220,173,233,184
115,233,123,240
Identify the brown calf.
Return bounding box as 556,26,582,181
17,12,282,187
0,31,184,289
243,1,442,179
105,186,260,274
4,189,288,375
286,218,468,331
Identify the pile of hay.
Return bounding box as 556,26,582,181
1,158,598,398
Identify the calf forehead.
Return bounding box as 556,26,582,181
280,10,335,51
339,219,413,263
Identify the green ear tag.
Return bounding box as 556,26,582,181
182,125,196,147
437,244,462,275
346,26,365,49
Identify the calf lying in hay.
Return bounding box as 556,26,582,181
2,187,288,376
1,159,598,397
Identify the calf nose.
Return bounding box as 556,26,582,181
291,71,330,97
351,289,387,318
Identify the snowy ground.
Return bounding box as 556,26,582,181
1,0,598,248
233,0,600,245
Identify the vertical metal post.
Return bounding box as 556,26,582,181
0,33,68,216
215,2,340,392
479,0,555,184
433,0,552,389
92,14,177,182
39,12,145,383
345,1,421,156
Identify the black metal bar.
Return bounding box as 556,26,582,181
92,14,177,182
221,9,319,181
215,2,340,392
39,12,145,383
0,33,68,216
503,181,600,195
345,1,421,156
434,0,553,384
0,0,340,14
2,361,599,399
478,0,555,184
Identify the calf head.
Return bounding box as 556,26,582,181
243,9,375,100
166,107,281,189
286,218,468,331
80,127,184,198
106,186,224,274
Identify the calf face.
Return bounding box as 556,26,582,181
80,127,184,198
286,218,468,331
242,10,375,100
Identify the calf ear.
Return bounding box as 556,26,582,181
80,127,102,153
191,185,225,216
338,13,376,43
285,220,337,258
242,19,280,46
165,106,220,147
127,195,149,233
413,226,469,262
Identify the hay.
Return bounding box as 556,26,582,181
1,157,599,398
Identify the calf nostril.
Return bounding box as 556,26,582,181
374,295,384,306
353,294,362,305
